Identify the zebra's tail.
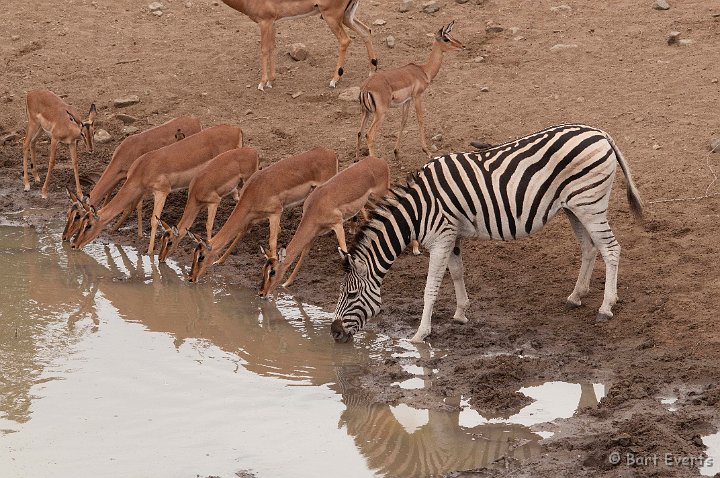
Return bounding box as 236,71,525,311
607,134,644,221
359,89,376,113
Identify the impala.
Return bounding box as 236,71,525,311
22,89,96,199
220,0,377,90
258,155,388,297
71,124,243,254
356,21,464,160
157,147,260,263
62,116,202,241
187,147,338,282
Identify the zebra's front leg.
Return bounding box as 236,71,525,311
447,240,469,324
410,237,455,343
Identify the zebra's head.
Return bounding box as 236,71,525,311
332,248,381,343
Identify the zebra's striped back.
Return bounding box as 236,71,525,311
333,124,643,341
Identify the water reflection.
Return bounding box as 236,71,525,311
1,223,602,477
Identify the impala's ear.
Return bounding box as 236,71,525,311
444,20,455,35
81,194,90,206
89,205,99,219
277,247,287,263
67,110,81,127
187,231,202,244
171,226,179,235
87,103,97,123
66,187,79,203
157,217,172,233
260,245,268,259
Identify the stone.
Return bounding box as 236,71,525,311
291,91,303,99
468,56,484,62
11,35,20,41
710,138,720,153
667,31,681,45
212,0,219,5
550,5,572,13
148,2,164,11
422,1,440,14
93,129,112,144
431,133,443,142
456,0,469,3
479,86,490,92
338,86,361,102
152,10,163,16
399,0,413,12
185,1,192,7
678,39,694,46
115,113,137,124
485,21,503,33
652,143,661,150
550,43,578,52
114,95,140,107
121,126,139,135
386,35,396,48
509,27,520,35
289,43,308,61
373,19,386,26
653,0,670,10
712,78,718,84
1,132,19,143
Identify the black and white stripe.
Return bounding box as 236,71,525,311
332,124,643,343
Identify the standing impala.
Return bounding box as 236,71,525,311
187,147,338,282
157,147,260,263
62,116,202,242
356,21,464,160
220,0,377,90
257,155,388,298
22,89,97,199
71,124,243,254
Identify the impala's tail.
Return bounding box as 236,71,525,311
607,134,644,221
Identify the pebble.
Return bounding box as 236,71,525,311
386,35,396,48
667,31,681,45
115,113,137,124
291,91,303,99
152,10,163,16
550,43,578,52
11,35,20,41
148,2,164,11
652,144,662,150
479,86,490,92
677,39,694,46
455,0,469,3
653,0,670,10
185,2,192,7
114,95,140,107
93,129,112,144
289,43,308,61
509,27,520,35
485,21,504,33
550,5,572,13
468,56,484,62
422,1,440,14
514,36,526,41
399,0,413,12
710,138,720,153
1,132,19,143
712,78,718,84
122,126,139,135
431,133,443,142
338,86,361,102
212,0,219,5
373,19,386,26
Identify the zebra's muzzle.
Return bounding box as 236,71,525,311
331,319,353,343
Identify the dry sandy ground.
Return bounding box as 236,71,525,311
1,0,720,476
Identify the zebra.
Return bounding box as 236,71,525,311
331,124,644,343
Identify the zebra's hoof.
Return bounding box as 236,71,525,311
565,298,582,308
452,315,468,324
595,312,613,322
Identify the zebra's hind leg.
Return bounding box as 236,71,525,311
447,240,469,324
565,210,598,308
571,210,621,321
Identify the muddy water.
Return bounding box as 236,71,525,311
1,222,602,478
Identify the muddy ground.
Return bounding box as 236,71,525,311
1,0,720,476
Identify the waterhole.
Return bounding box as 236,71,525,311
1,222,603,477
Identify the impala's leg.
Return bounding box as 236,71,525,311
258,20,274,91
22,120,41,190
206,202,219,241
41,138,59,199
366,108,386,159
565,210,598,307
411,233,456,343
268,23,277,86
413,96,430,157
136,199,144,239
111,205,134,234
216,224,250,264
343,9,377,73
356,106,370,160
68,141,83,200
324,14,351,88
447,240,469,324
148,190,169,255
231,187,240,202
283,243,311,288
267,213,281,259
29,127,42,183
102,193,110,207
332,222,348,252
394,101,411,160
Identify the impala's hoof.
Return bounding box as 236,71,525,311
329,79,338,88
257,83,265,91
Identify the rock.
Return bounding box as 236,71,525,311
513,35,526,41
121,126,139,135
455,0,469,3
468,56,484,62
114,95,140,107
212,0,219,5
2,132,19,143
667,31,681,45
422,1,440,14
712,78,718,84
11,35,20,41
653,0,670,10
485,21,503,33
291,91,303,99
550,5,571,13
550,43,578,52
148,2,164,11
652,143,661,150
431,133,443,142
678,39,693,46
386,35,396,48
115,113,137,124
509,27,520,35
373,19,386,26
185,1,192,7
93,129,112,144
289,43,308,61
338,86,361,102
710,138,720,153
398,0,413,12
152,10,163,16
479,86,490,92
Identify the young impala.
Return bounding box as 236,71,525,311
22,89,97,199
157,147,260,263
187,147,338,282
62,116,202,242
220,0,377,90
71,125,243,254
257,155,389,298
356,21,464,160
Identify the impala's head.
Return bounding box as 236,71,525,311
157,218,180,263
435,21,465,52
332,248,381,343
187,232,214,282
67,103,97,152
70,205,101,250
258,246,285,298
62,188,89,241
